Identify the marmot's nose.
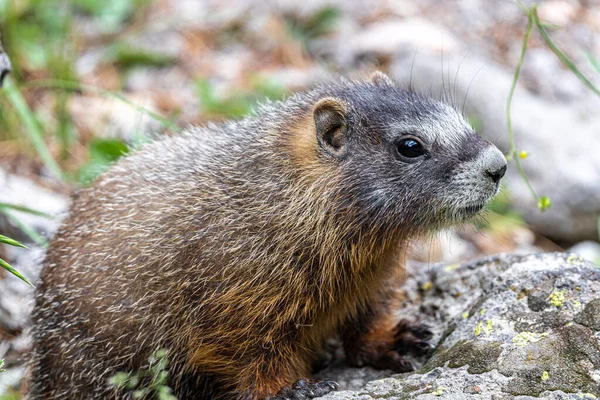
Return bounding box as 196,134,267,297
482,146,507,183
486,164,507,183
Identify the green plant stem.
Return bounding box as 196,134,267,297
0,257,33,286
506,6,540,203
0,202,53,218
3,77,65,181
533,9,600,97
23,79,183,133
0,234,27,248
588,52,600,73
0,208,49,248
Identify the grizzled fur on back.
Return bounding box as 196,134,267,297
29,76,500,399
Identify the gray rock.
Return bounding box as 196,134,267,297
316,252,600,399
390,52,600,242
0,169,68,244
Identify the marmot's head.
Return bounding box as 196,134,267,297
310,72,506,232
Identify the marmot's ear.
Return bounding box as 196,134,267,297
368,71,393,86
313,97,348,158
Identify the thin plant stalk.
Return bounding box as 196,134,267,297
533,9,600,97
506,7,539,200
24,79,182,133
2,77,64,181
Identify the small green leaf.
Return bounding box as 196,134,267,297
77,138,130,185
126,375,140,390
0,257,33,286
109,372,132,388
88,138,129,162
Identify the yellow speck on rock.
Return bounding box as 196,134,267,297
462,311,469,319
577,393,598,399
434,387,445,396
444,263,460,271
422,281,433,291
549,289,566,307
484,320,494,336
480,308,486,316
474,322,483,336
541,371,549,381
512,331,549,347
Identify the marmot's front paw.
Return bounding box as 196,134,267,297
369,319,433,372
268,379,339,399
392,319,433,357
349,319,433,373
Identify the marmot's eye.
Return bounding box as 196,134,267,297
396,138,425,159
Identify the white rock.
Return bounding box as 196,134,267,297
0,170,68,242
570,240,600,264
347,18,459,57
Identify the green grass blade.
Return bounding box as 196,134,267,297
587,52,600,74
506,11,533,160
2,77,65,180
24,79,183,132
505,5,550,211
0,202,54,219
513,0,529,14
0,257,33,286
533,9,600,97
0,208,49,248
0,234,27,248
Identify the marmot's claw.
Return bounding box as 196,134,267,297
392,319,433,357
372,349,414,372
270,379,339,399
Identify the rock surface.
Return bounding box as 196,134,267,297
316,252,600,399
0,169,68,244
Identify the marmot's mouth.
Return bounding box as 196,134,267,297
452,202,486,220
460,203,485,215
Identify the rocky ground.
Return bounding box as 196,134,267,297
318,253,600,399
0,0,599,398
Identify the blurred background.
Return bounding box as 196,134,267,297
0,0,599,396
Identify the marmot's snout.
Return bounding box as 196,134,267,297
481,146,507,184
447,143,507,220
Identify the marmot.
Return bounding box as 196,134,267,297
29,72,507,399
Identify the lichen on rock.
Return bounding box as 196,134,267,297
317,253,600,399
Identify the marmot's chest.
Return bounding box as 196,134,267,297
297,247,402,350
